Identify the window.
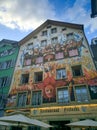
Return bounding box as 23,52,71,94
20,74,29,84
95,39,97,44
55,52,64,59
0,62,3,69
75,85,89,102
34,72,43,82
51,28,57,34
51,37,58,44
32,91,42,106
56,68,66,79
1,62,7,69
17,92,27,107
24,58,31,66
57,88,69,103
0,60,15,69
6,60,12,68
0,77,11,88
72,65,83,77
41,40,47,47
69,49,79,57
66,33,73,39
35,57,43,64
42,30,47,36
27,43,33,49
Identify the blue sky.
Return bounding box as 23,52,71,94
0,0,97,44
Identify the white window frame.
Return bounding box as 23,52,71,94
56,68,66,79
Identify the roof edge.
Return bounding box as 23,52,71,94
19,19,84,46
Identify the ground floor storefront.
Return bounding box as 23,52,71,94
4,104,97,130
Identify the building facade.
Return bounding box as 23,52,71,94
5,20,97,130
90,37,97,69
0,39,19,117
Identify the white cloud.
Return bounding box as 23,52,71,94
62,0,97,33
0,0,56,31
0,0,97,34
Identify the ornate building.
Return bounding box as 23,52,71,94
6,20,97,130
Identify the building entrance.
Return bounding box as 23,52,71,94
11,126,22,130
50,121,71,130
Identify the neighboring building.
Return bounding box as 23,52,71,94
6,20,97,130
90,37,97,69
0,39,19,117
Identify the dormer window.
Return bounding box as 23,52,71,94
51,28,57,34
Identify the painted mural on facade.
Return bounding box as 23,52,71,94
6,31,97,107
19,32,85,68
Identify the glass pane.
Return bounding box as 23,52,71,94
57,69,66,79
58,88,69,103
75,86,89,102
17,93,26,107
32,91,42,105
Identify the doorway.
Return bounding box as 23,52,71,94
50,120,71,130
11,126,22,130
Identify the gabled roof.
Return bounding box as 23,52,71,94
0,39,18,48
19,19,84,45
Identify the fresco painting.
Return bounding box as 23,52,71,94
19,32,86,67
6,32,97,107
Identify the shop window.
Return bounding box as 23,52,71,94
17,92,27,107
57,88,69,103
42,30,47,36
20,74,29,84
72,65,83,77
34,72,43,82
75,85,89,102
55,52,64,59
51,28,57,34
32,91,42,106
56,68,66,79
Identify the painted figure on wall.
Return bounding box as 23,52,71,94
43,64,56,103
43,76,56,103
19,32,87,68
